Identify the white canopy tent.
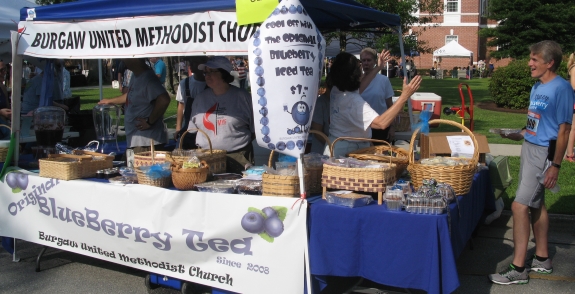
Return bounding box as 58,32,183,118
0,0,37,62
433,40,473,62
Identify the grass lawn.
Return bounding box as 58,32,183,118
72,78,575,214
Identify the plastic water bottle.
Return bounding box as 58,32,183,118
536,172,560,193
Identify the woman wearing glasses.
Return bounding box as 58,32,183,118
188,56,255,173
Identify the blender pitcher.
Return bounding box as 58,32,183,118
33,106,66,158
93,104,120,153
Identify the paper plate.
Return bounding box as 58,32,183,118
489,128,522,135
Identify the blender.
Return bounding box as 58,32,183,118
92,104,121,154
33,106,66,158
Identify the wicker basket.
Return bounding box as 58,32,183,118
39,153,114,180
407,119,478,195
171,161,209,191
322,137,396,205
0,124,11,163
173,129,227,174
262,150,309,197
348,140,409,179
394,111,411,132
136,167,172,188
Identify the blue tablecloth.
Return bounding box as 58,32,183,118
309,169,494,294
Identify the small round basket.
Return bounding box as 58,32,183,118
171,161,209,191
135,141,172,188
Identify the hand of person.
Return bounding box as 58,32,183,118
377,49,391,68
401,75,422,98
174,128,180,140
499,132,524,141
98,99,114,105
0,108,11,120
543,166,559,190
135,117,151,131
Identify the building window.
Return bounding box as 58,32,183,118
446,0,459,13
481,0,489,16
446,35,458,44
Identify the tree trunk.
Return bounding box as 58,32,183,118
339,32,346,52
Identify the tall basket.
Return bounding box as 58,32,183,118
407,119,478,195
262,150,308,197
322,137,396,205
0,124,11,163
348,140,409,179
173,129,227,174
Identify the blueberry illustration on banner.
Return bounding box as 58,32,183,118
248,0,325,158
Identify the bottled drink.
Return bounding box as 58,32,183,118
536,172,560,193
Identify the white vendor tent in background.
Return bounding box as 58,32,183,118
432,40,473,63
0,0,37,62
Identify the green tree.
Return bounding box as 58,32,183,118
325,0,443,55
35,0,75,5
479,0,575,60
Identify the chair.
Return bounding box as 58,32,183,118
437,69,443,79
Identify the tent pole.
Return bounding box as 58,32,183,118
98,59,103,100
397,28,414,134
10,31,23,168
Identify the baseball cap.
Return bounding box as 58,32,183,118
198,56,233,73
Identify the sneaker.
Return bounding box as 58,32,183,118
488,264,529,285
527,255,553,274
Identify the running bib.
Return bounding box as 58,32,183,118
526,111,540,135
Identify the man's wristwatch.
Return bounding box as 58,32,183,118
550,162,561,169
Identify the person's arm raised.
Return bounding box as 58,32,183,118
370,75,421,130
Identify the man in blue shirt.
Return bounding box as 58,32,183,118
489,40,574,285
150,57,166,86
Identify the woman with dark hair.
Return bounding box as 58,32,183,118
325,51,422,157
188,56,255,173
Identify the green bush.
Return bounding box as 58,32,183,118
489,58,570,109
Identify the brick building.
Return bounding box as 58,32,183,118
409,0,511,72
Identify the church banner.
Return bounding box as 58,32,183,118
0,169,307,294
17,12,259,59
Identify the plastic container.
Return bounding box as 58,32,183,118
325,191,372,208
33,106,66,148
195,180,237,194
236,178,263,195
536,172,560,193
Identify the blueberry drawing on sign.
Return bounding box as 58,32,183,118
241,206,287,242
296,140,304,150
257,77,265,87
286,141,295,150
258,96,267,106
284,95,312,134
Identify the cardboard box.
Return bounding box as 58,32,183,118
419,132,491,163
